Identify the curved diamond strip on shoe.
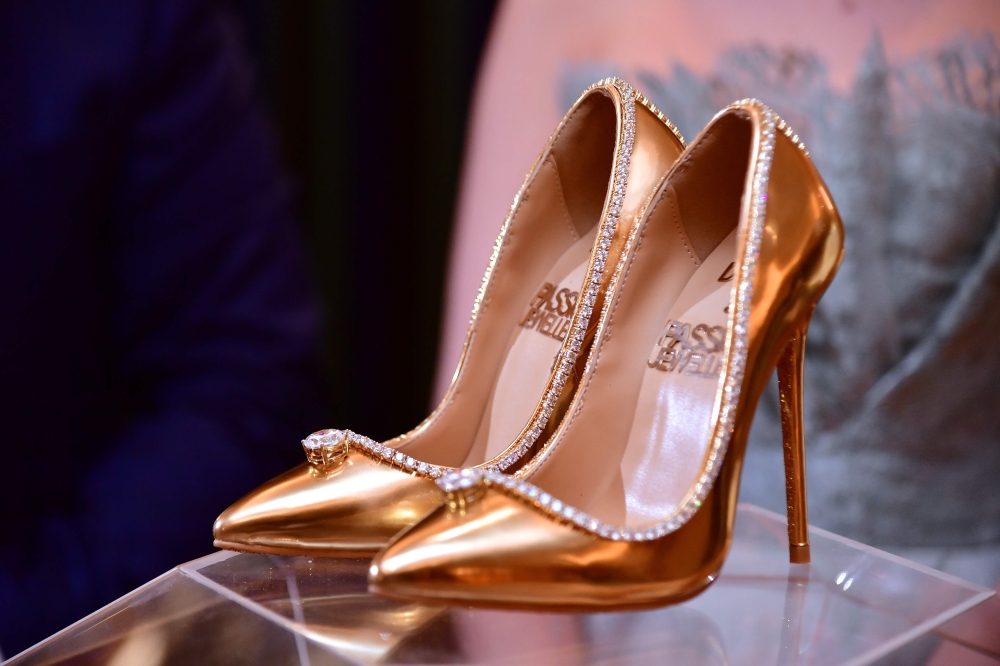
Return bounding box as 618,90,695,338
304,79,681,483
435,469,647,540
483,77,644,473
464,101,792,541
686,100,777,528
370,77,664,477
634,90,686,150
304,429,457,479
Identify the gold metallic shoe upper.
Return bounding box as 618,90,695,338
214,78,687,557
213,450,443,557
370,479,729,611
370,100,844,609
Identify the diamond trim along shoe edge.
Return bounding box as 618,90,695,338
484,77,643,473
321,429,457,479
301,79,666,482
438,101,783,541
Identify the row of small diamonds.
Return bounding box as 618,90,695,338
349,79,640,480
775,117,809,157
493,86,685,478
633,91,686,149
488,77,638,472
466,78,652,352
439,101,780,541
665,100,777,531
319,80,639,482
345,430,455,479
437,468,661,541
337,80,649,482
466,196,511,330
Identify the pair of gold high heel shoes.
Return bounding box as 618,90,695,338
213,78,843,611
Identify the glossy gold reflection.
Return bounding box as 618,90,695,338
213,451,444,557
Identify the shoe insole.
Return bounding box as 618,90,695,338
620,227,738,526
463,228,597,466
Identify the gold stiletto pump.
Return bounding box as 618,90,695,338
369,100,844,609
212,78,686,557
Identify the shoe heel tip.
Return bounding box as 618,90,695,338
789,544,811,564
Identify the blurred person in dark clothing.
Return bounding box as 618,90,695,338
0,0,324,654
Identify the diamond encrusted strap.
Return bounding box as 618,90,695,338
303,428,456,478
682,100,777,523
485,77,640,472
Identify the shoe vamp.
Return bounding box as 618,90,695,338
373,490,677,606
215,454,443,550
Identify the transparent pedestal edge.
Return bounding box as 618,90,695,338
739,505,995,666
6,504,995,666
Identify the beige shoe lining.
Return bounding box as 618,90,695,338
400,94,618,468
527,114,753,527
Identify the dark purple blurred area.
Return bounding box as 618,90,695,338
236,0,495,440
0,0,494,655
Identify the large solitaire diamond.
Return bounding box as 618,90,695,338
302,429,349,468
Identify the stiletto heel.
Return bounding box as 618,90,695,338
778,321,810,564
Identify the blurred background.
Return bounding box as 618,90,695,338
233,0,496,440
0,0,496,654
1,0,998,660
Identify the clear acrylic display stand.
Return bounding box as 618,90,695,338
7,504,994,665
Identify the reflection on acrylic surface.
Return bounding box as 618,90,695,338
7,505,991,666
